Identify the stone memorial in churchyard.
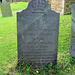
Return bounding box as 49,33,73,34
7,0,12,3
70,4,75,57
22,0,24,2
0,2,1,7
0,0,2,3
17,0,59,68
1,0,12,16
0,0,2,7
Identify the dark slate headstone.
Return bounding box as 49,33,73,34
70,4,75,57
17,0,59,68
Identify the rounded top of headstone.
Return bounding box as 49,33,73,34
26,0,50,13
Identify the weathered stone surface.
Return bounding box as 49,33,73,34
0,0,2,7
17,0,59,68
70,4,75,57
1,2,12,17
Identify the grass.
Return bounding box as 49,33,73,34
0,8,75,75
0,2,28,14
58,15,71,52
0,14,17,74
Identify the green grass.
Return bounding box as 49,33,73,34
0,2,28,14
58,15,71,52
0,13,75,74
0,14,17,74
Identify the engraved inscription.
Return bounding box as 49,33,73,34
31,0,46,12
17,0,59,68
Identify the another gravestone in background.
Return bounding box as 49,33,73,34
22,0,24,2
0,0,2,7
17,0,59,68
0,2,1,7
70,4,75,57
7,0,12,3
1,0,12,17
0,0,2,3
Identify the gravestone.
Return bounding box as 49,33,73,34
0,0,2,2
7,0,12,3
0,1,1,7
1,1,12,17
0,0,2,7
70,4,75,57
22,0,24,2
17,0,59,68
